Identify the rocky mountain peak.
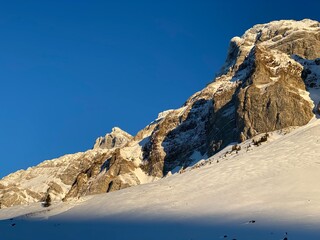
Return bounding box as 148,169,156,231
93,127,132,149
221,19,320,76
1,19,319,209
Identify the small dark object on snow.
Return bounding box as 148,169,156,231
249,220,256,223
232,144,241,152
253,133,269,146
42,194,51,208
316,101,320,114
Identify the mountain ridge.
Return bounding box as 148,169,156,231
2,116,320,239
1,18,319,209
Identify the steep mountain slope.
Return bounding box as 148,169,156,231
0,19,319,208
1,118,320,240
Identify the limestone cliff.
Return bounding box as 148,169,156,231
1,19,319,208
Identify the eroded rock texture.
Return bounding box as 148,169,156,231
1,19,319,208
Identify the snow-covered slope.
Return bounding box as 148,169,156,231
1,118,320,239
1,18,320,240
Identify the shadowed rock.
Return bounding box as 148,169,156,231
1,19,319,208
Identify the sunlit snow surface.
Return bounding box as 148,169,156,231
2,118,320,239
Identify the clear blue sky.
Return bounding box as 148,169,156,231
1,0,319,178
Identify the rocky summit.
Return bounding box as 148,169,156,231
1,19,319,208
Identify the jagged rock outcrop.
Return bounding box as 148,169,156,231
1,19,319,208
93,127,133,149
0,150,105,208
0,128,132,208
236,46,314,140
63,124,158,200
221,19,320,75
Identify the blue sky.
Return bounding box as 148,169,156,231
1,0,319,178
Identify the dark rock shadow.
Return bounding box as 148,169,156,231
160,95,239,175
293,55,320,118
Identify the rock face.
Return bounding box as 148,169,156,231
93,127,133,149
0,149,112,208
236,46,314,140
1,19,319,208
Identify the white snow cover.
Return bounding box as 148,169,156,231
2,118,320,239
157,109,175,120
1,19,319,239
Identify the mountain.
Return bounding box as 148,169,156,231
1,111,320,239
0,19,319,209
